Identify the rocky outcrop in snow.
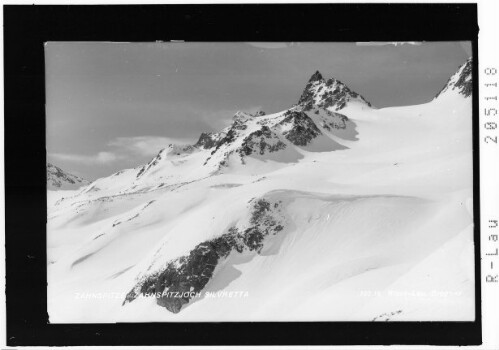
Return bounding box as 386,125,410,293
239,126,287,157
47,163,89,190
317,109,349,131
278,111,322,146
123,196,285,313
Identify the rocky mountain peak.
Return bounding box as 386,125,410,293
298,71,372,111
434,57,472,99
47,163,89,190
309,70,324,82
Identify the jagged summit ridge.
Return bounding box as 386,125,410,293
434,57,472,99
126,101,357,182
74,74,361,195
298,71,373,111
200,106,354,169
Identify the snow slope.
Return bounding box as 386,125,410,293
47,60,474,322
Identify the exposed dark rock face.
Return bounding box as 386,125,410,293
434,58,472,99
136,166,147,179
320,110,349,131
242,199,284,251
48,164,77,185
308,70,323,82
195,132,218,149
278,111,322,146
153,242,221,313
239,126,286,157
298,83,318,108
203,127,239,167
136,151,165,179
123,234,236,313
123,197,285,313
455,59,472,97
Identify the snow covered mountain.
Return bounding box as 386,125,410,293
47,59,474,322
71,74,359,199
434,57,472,99
47,163,89,190
298,70,373,111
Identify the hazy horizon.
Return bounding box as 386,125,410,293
46,41,471,180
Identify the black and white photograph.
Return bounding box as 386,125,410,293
46,41,475,322
5,2,494,347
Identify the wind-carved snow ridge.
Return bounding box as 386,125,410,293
434,57,472,99
298,70,373,111
123,195,286,313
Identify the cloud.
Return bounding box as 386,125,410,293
50,151,122,164
108,136,192,157
356,42,423,47
50,136,194,168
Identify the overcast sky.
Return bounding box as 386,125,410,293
46,41,471,180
